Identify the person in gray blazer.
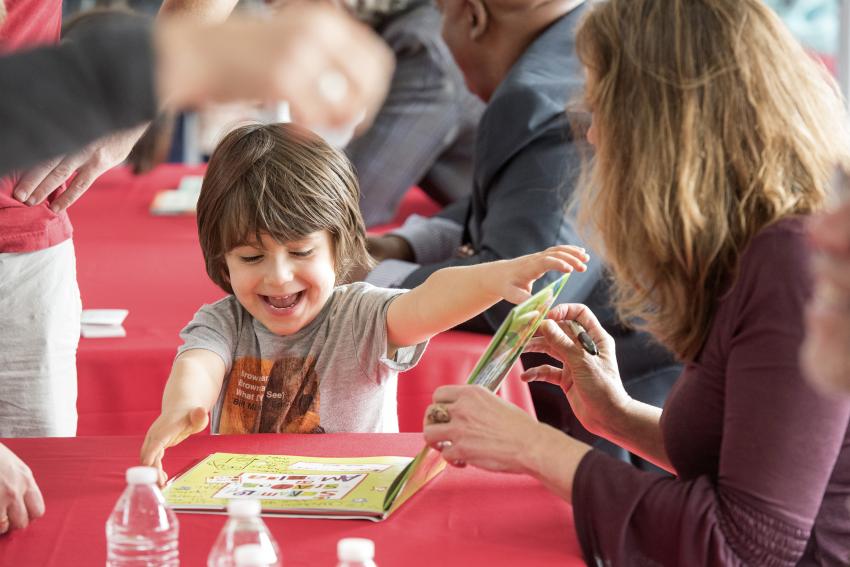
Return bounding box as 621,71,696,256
344,0,484,226
361,0,681,467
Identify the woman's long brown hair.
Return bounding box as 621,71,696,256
574,0,850,360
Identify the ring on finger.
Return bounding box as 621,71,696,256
426,403,451,425
435,440,452,451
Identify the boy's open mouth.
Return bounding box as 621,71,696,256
262,292,302,310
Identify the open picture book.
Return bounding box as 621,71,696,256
163,274,569,521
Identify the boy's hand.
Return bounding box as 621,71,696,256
140,407,209,486
493,245,589,304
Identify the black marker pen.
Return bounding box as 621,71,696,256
565,320,599,356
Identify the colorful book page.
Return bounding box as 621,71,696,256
165,453,412,520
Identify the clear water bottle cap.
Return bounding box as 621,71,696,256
227,499,262,518
337,538,375,562
125,466,158,485
234,544,274,566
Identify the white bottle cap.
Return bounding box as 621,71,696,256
337,538,375,562
227,499,262,518
234,544,272,567
126,466,158,485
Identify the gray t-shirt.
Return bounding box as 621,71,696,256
177,282,427,434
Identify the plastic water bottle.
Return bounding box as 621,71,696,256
207,500,281,567
234,544,273,567
106,466,179,566
336,538,377,567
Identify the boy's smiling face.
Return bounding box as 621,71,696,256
225,230,336,336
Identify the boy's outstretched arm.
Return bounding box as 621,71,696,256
386,245,589,349
139,349,225,485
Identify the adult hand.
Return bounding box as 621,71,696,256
0,443,45,534
366,235,413,263
803,200,850,393
12,124,147,213
339,235,411,283
522,303,630,437
422,385,549,473
156,3,394,131
140,407,209,486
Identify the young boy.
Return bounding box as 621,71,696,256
140,123,587,482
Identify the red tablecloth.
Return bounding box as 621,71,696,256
72,166,533,435
0,434,584,566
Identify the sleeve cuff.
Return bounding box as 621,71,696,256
389,214,463,264
381,339,429,372
572,449,607,566
366,259,422,289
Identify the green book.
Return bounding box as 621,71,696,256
466,274,569,391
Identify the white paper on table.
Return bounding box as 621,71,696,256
80,309,129,326
80,324,126,339
177,175,204,194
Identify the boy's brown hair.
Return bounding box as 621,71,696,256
197,122,373,294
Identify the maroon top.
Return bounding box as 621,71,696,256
573,216,850,566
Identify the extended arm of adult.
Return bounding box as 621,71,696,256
0,443,45,534
0,5,393,182
155,4,393,132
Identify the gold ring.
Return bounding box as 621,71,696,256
426,403,451,424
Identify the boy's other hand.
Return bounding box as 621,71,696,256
493,245,589,304
140,407,209,486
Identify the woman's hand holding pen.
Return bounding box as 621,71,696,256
522,303,632,438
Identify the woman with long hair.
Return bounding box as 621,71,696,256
423,0,850,564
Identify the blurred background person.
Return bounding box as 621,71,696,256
361,0,681,470
339,0,483,226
